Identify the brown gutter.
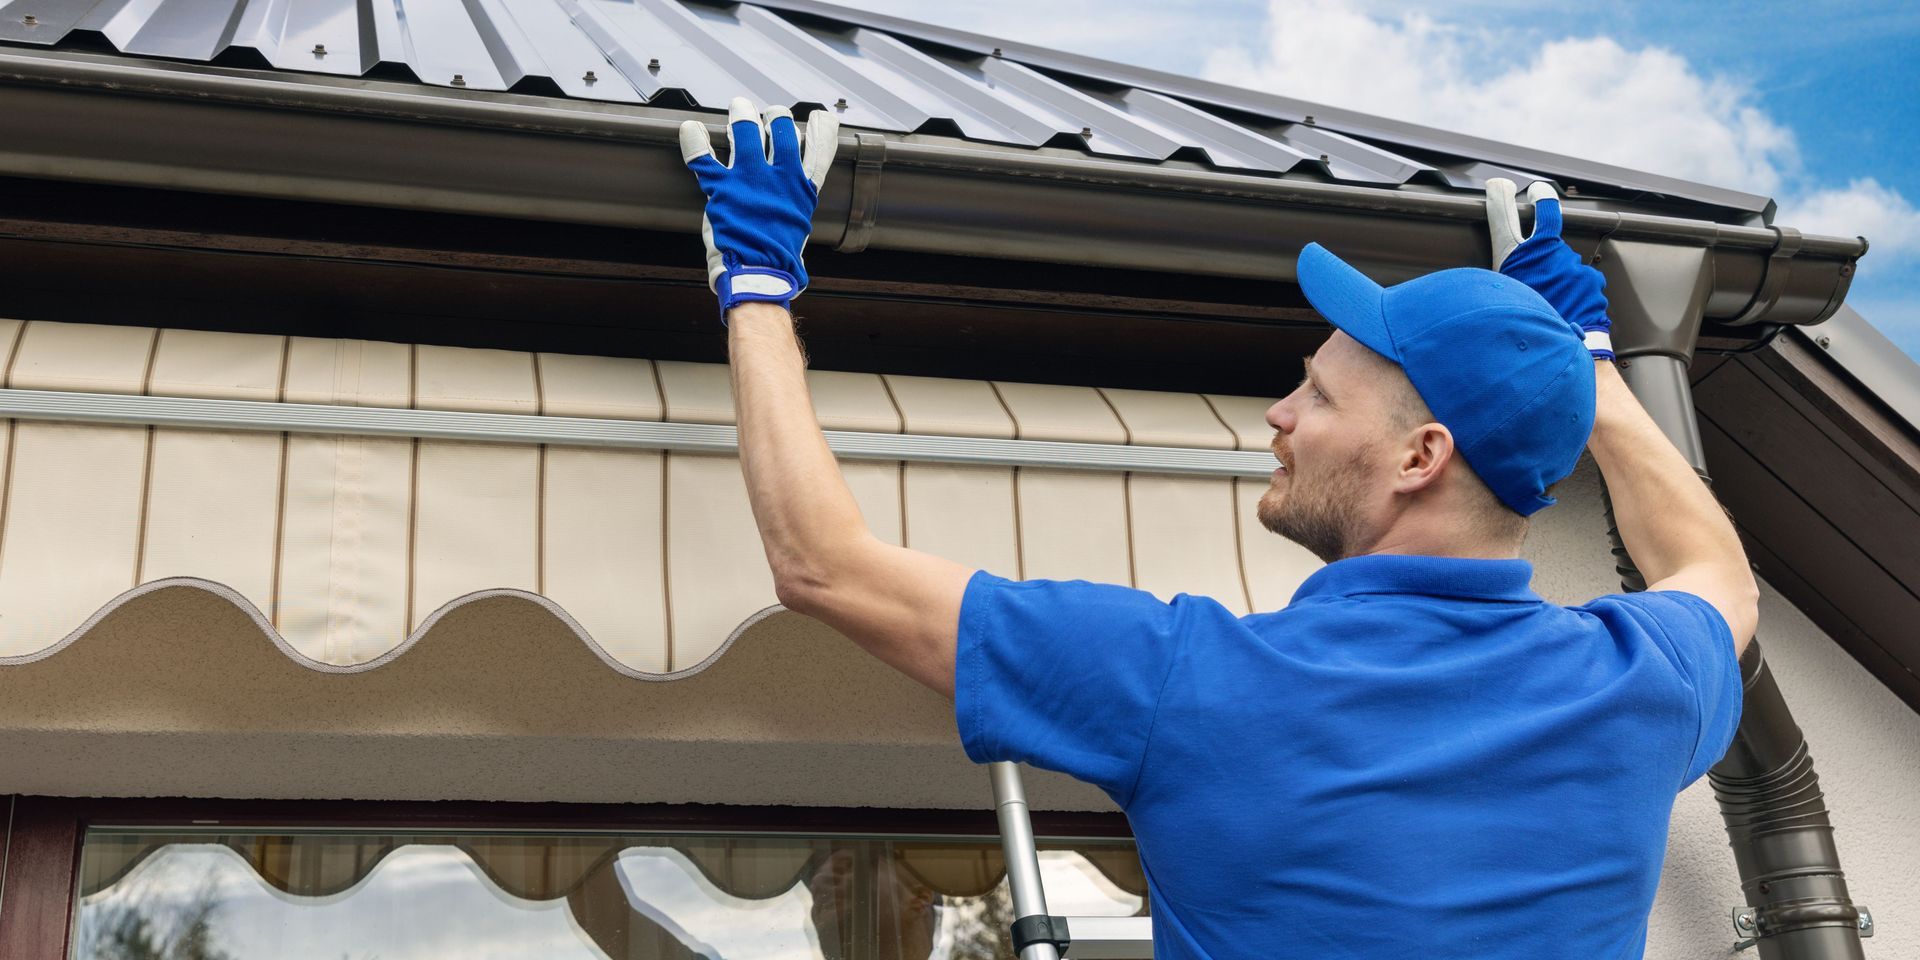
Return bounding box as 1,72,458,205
0,46,1865,328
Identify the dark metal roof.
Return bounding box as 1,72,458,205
0,0,1772,221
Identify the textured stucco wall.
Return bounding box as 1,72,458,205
1522,458,1917,960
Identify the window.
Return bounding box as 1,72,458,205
70,828,1144,959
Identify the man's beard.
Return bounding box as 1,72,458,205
1257,439,1374,564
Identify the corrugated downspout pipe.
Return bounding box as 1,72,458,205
1601,243,1865,959
1600,492,1864,959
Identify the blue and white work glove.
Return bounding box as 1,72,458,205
1486,178,1614,361
679,97,840,321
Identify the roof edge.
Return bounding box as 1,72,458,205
1790,306,1920,434
743,0,1779,218
0,45,1863,329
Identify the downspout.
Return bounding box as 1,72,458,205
1596,239,1866,959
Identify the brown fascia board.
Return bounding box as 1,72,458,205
1787,307,1920,440
0,46,1865,331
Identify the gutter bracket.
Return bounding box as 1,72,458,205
1727,226,1803,327
836,132,886,253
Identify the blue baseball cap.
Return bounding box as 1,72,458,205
1296,242,1594,516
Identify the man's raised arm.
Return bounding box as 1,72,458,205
682,99,972,696
1586,362,1758,650
1488,179,1758,652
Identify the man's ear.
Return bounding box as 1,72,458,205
1395,422,1455,494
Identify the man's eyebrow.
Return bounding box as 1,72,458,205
1301,354,1331,399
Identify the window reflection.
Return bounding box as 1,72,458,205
71,830,1143,960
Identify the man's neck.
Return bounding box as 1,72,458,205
1349,516,1521,562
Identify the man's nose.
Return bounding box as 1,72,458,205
1266,397,1294,434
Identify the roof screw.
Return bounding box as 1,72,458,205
834,97,849,110
451,73,466,87
1817,335,1833,349
21,14,37,26
312,43,326,56
647,58,661,72
1318,153,1330,163
992,47,1003,57
1080,126,1093,138
583,70,597,83
1565,184,1580,195
1304,114,1315,124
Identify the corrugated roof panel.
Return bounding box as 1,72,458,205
560,0,676,100
1250,121,1433,185
601,0,801,105
485,0,646,101
76,0,230,62
974,57,1182,160
0,0,95,46
1092,88,1319,173
1428,159,1555,192
836,29,1056,145
729,5,929,129
0,0,1770,217
383,0,518,89
231,0,391,77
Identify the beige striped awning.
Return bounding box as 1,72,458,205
0,317,1320,675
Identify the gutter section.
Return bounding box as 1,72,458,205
0,47,1865,326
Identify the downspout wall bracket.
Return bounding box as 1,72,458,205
1733,904,1874,952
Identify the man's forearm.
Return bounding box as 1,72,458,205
727,302,870,595
1587,360,1747,587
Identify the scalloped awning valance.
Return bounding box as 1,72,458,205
0,318,1318,675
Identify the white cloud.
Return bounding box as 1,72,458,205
1780,178,1920,257
1198,0,1920,294
1201,0,1799,194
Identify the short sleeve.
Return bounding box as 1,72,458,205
1591,590,1743,787
954,570,1189,805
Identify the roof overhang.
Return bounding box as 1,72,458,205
0,46,1865,333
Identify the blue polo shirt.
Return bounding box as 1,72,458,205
955,554,1741,960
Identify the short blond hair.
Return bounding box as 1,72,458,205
1363,349,1531,549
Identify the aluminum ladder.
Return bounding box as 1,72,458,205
989,761,1154,958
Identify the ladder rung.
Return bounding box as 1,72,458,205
1059,916,1154,958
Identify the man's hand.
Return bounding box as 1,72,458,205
1486,179,1614,361
680,98,839,320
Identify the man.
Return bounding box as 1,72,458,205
681,99,1750,959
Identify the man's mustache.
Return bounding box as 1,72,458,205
1271,435,1293,473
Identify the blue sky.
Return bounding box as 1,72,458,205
836,0,1920,360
